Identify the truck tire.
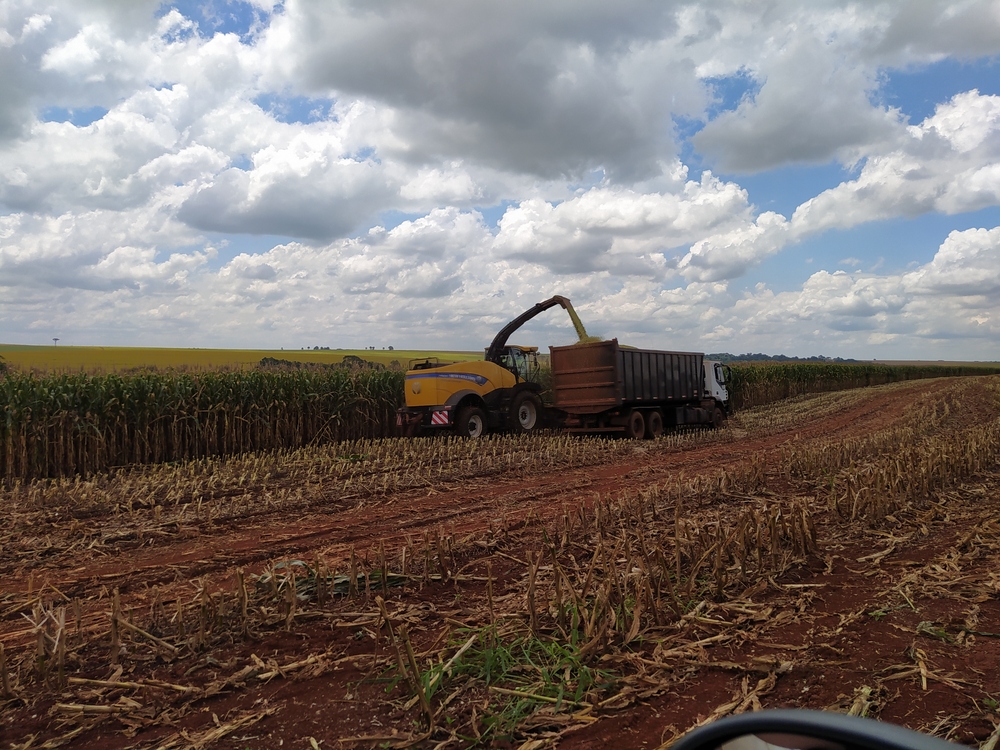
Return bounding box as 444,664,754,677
711,406,725,429
644,410,664,439
455,405,487,438
625,409,645,439
510,391,542,433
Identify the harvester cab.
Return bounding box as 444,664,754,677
495,345,540,384
397,295,591,437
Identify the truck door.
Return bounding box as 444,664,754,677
704,360,729,407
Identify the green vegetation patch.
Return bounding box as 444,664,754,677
389,624,618,744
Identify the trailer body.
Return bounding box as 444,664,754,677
550,338,729,437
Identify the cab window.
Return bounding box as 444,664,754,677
501,347,537,382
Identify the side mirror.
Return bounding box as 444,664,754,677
672,710,960,750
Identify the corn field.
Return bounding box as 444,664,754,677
2,360,998,482
0,368,404,482
723,361,1000,409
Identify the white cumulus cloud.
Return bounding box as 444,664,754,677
2,0,1000,360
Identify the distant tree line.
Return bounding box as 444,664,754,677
708,352,861,364
259,355,390,371
259,356,404,372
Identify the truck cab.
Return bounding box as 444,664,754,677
704,360,731,411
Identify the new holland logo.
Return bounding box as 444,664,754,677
406,372,488,386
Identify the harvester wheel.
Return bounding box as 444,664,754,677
455,406,487,438
712,406,725,429
624,409,645,439
644,410,664,439
510,391,542,433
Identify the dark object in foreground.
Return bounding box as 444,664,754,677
672,710,960,750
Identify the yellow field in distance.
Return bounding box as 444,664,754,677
0,344,482,374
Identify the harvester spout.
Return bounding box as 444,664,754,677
564,303,593,344
484,295,596,365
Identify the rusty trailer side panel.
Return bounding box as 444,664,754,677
549,338,620,414
550,339,704,415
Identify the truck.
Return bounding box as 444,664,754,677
549,338,731,438
396,295,731,438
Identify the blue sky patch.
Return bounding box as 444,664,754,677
477,200,518,230
704,70,761,119
724,161,855,219
156,0,276,41
194,232,301,271
40,106,108,127
375,210,426,233
740,205,1000,296
253,93,332,125
882,56,1000,123
231,154,253,171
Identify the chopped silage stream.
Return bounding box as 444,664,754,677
1,377,999,749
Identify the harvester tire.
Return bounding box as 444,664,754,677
624,410,645,440
644,410,664,439
455,406,487,438
510,391,542,433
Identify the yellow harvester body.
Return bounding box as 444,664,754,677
397,295,587,437
403,359,516,409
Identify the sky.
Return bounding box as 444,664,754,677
1,1,1000,360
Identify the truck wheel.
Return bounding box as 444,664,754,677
711,406,725,429
455,406,487,438
644,410,664,439
625,410,645,439
510,391,542,433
